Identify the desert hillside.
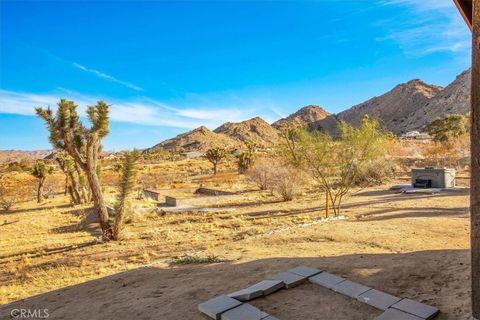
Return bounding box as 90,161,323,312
312,69,470,135
398,69,471,133
272,105,330,130
213,116,280,148
336,79,442,134
148,126,241,152
0,150,52,163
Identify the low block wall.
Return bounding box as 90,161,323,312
165,196,178,206
144,189,161,201
195,187,235,196
160,193,242,208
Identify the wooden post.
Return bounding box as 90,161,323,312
472,1,480,318
325,190,330,218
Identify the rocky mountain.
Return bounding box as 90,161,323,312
310,69,471,135
397,69,471,133
213,117,280,147
148,68,471,152
335,79,443,134
149,126,240,152
0,150,53,164
272,105,330,130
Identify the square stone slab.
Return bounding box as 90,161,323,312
332,280,372,298
220,304,269,320
375,308,423,320
261,316,280,320
287,266,322,278
391,299,439,319
358,289,402,310
227,288,263,302
199,295,243,320
269,272,306,289
309,272,346,289
249,279,285,296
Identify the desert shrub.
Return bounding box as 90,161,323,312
271,164,303,201
0,182,16,211
353,159,395,186
0,197,15,211
0,174,18,211
170,254,223,265
422,133,470,168
246,158,277,191
6,161,30,172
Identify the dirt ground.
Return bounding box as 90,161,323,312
0,170,471,320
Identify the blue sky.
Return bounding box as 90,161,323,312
0,0,472,151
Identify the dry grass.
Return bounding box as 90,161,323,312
0,156,471,317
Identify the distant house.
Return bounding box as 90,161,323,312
400,131,431,140
182,151,205,159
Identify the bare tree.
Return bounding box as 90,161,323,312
271,164,302,201
246,158,277,191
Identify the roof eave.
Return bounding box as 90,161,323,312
453,0,473,31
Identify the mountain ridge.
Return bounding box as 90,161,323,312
147,68,471,152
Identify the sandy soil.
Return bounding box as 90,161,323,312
0,181,471,320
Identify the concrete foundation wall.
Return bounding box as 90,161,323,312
144,189,161,201
161,194,242,207
195,187,235,196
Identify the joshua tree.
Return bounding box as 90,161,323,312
55,151,85,204
36,99,113,239
32,160,53,203
112,150,140,240
205,147,227,175
237,140,257,174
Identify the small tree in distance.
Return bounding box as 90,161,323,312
426,114,469,143
205,147,227,175
31,160,53,203
237,140,257,174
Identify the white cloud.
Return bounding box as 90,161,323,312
0,89,274,130
377,0,471,57
381,0,452,11
72,63,143,91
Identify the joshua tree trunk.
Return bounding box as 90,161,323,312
68,171,82,204
213,162,218,175
112,204,124,240
75,164,89,203
86,148,112,240
37,177,45,203
64,175,69,196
